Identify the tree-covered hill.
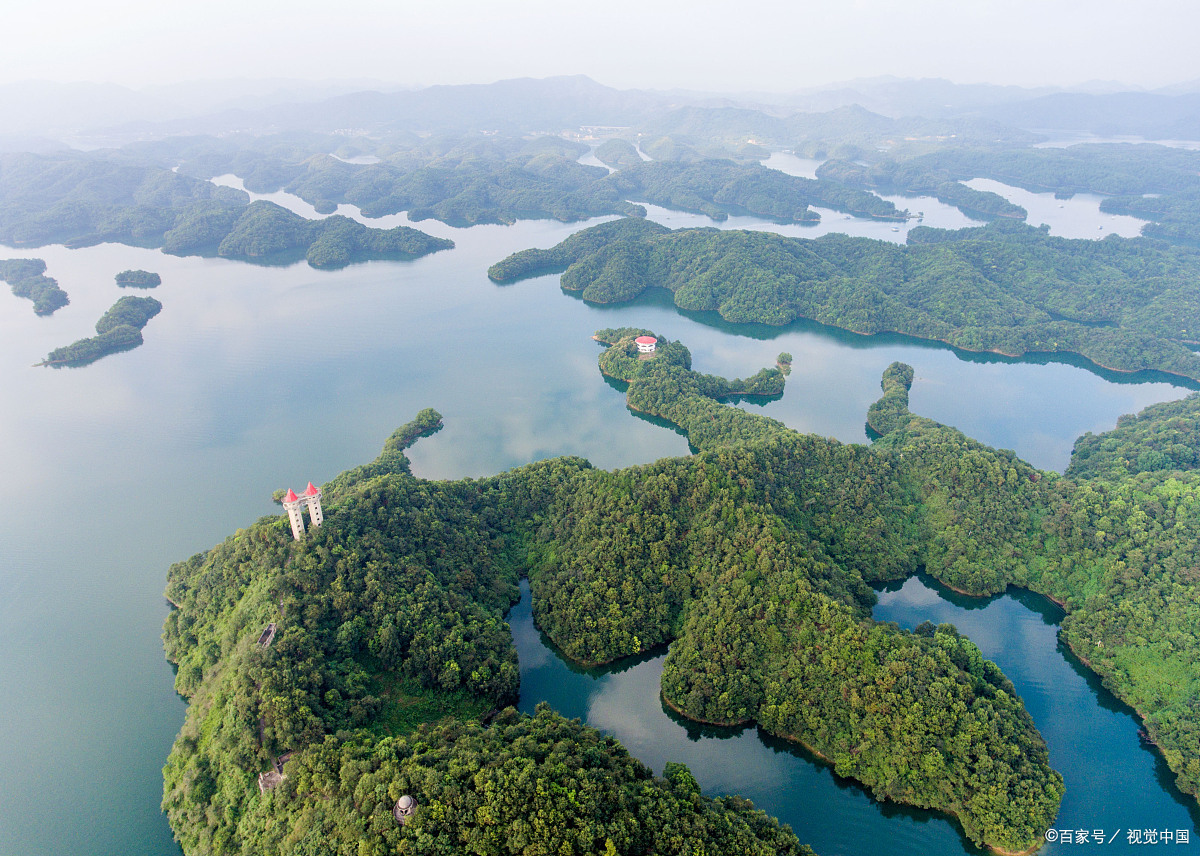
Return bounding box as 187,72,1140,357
601,159,904,222
115,268,161,288
491,219,1200,381
0,152,452,267
42,295,162,366
233,706,813,856
157,327,1200,855
812,143,1200,241
867,362,1200,806
1066,391,1200,479
0,257,69,314
165,342,1074,855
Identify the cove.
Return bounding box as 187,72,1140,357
513,574,1198,856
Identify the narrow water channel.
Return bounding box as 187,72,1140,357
512,575,1199,856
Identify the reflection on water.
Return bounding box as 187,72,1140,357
514,571,1197,856
513,580,990,856
762,151,825,179
963,178,1149,239
875,576,1199,854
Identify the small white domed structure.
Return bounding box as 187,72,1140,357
393,794,416,824
635,335,657,353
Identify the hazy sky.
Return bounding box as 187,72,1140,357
4,0,1199,92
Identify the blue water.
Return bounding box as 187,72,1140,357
0,178,1194,855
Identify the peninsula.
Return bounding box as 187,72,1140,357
490,217,1200,382
162,335,1097,856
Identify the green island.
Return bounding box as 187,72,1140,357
0,257,69,314
161,334,1102,856
42,295,162,366
161,134,643,226
0,152,452,268
593,138,643,169
816,157,1026,222
489,217,1200,382
0,135,919,247
209,201,453,268
164,135,897,226
115,269,161,288
809,143,1200,244
604,159,903,223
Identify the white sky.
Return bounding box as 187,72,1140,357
3,0,1198,92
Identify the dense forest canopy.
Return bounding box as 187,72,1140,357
1067,391,1200,480
492,218,1200,382
0,152,452,267
0,256,69,314
815,143,1200,244
115,269,161,288
163,338,1097,855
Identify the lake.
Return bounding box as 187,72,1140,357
963,178,1149,239
513,575,1200,856
0,188,1193,855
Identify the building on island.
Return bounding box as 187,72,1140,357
282,482,324,540
635,335,657,353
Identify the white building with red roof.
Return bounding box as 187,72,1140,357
281,482,324,540
635,335,657,353
301,482,323,527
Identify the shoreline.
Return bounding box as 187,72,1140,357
536,589,1052,856
580,290,1199,386
658,690,752,728
659,685,1043,855
912,573,1179,802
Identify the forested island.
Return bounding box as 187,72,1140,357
490,217,1200,382
115,269,161,288
0,135,913,252
42,295,161,366
603,159,903,222
814,143,1200,240
0,257,69,314
0,152,452,268
815,158,1026,221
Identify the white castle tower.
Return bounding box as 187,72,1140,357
282,488,306,540
301,482,323,527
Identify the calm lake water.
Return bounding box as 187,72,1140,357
514,576,1200,856
0,183,1193,855
963,178,1149,239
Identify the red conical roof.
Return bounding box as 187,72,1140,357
283,488,299,503
635,336,657,344
302,482,320,497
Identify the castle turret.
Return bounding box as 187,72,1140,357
282,488,306,540
302,482,323,528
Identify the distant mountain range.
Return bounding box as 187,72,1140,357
6,74,1200,146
